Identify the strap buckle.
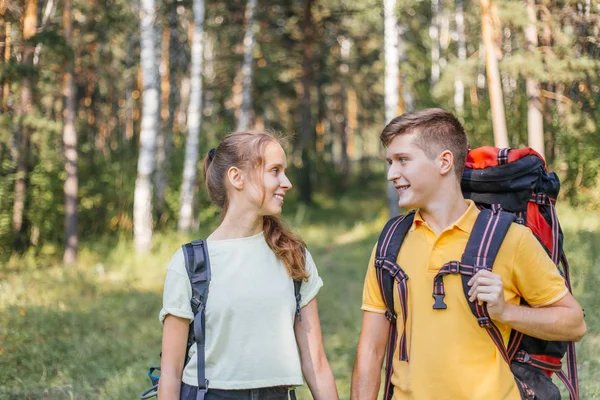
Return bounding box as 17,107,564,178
515,350,531,363
384,310,396,322
448,261,459,274
432,294,447,310
198,379,210,391
477,317,491,328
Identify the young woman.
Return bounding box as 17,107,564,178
158,131,339,400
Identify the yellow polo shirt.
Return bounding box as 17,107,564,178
362,200,568,400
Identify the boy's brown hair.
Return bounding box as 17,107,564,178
380,108,469,180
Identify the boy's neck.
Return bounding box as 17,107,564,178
419,186,468,236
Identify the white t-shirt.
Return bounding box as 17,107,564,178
159,231,323,389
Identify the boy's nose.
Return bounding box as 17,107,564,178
387,166,401,182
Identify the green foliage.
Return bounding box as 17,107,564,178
0,0,598,254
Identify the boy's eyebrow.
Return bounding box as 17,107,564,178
387,152,411,160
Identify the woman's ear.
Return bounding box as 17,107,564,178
227,166,244,190
438,150,454,176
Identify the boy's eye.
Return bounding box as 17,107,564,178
271,168,279,174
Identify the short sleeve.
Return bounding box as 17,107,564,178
361,243,386,314
299,249,324,308
512,227,568,307
159,248,195,324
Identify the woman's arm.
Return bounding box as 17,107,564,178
294,298,339,400
158,315,190,399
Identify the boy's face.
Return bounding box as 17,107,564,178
386,132,441,210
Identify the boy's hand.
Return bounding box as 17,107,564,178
467,269,506,321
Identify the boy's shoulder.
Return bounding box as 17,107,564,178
503,220,535,250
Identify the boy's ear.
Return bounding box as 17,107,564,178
227,166,244,190
439,150,454,176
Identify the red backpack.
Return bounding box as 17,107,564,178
375,147,579,400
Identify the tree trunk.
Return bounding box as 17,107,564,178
430,0,441,86
237,0,257,131
338,37,352,182
178,0,205,232
398,21,414,114
33,0,55,66
12,0,37,249
454,0,466,115
480,0,508,148
134,0,160,252
63,0,77,265
298,0,314,204
155,1,177,219
384,0,400,217
124,36,136,141
0,1,5,108
525,0,544,158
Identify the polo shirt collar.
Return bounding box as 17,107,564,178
411,199,479,234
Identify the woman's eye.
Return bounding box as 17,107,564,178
271,168,279,174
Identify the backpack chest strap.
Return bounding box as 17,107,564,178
432,261,488,311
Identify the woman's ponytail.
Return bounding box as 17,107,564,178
263,215,308,281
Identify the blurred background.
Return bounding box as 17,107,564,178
0,0,598,398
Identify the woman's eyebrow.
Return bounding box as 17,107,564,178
266,162,286,169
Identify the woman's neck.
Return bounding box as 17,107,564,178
210,206,264,240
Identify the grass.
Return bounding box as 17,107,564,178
1,192,599,399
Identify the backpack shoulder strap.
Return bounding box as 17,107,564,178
375,210,416,315
461,208,516,271
294,279,302,320
374,210,415,400
459,208,515,333
182,240,211,396
456,209,538,398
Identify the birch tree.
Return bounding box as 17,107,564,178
398,21,414,113
63,0,78,265
454,0,466,115
134,0,160,252
178,0,205,232
384,0,400,217
480,0,508,148
430,0,442,86
525,0,544,158
237,0,257,131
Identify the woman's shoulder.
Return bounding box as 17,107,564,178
165,247,187,275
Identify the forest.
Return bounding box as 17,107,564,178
0,0,599,398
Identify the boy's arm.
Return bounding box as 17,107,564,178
351,311,389,400
468,269,586,341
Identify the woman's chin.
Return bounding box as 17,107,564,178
260,205,283,217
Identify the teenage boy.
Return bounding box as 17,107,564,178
350,108,586,400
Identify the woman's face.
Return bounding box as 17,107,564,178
246,141,292,216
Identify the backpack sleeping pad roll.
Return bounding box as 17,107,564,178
375,147,579,400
